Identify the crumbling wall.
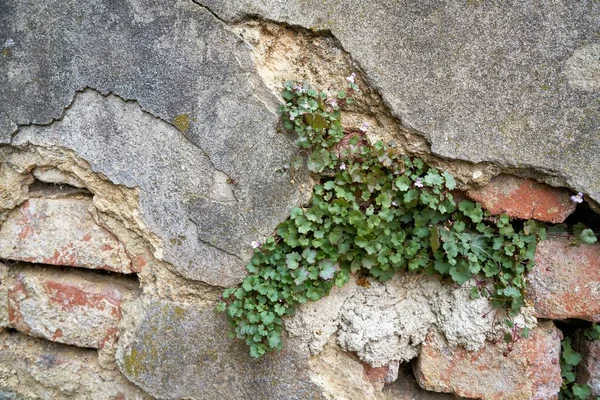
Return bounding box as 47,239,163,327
1,1,599,399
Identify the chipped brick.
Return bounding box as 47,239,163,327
466,175,576,223
414,322,562,399
527,237,600,321
5,265,137,349
0,198,135,273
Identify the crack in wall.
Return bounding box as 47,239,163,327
194,3,588,203
188,217,244,262
10,87,237,185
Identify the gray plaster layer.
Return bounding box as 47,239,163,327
116,297,324,400
198,0,600,200
285,274,535,367
2,0,308,285
11,90,301,287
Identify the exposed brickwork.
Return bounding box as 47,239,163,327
527,237,600,321
362,360,399,390
0,197,136,273
0,329,150,399
466,175,576,223
414,322,562,399
575,333,600,396
3,265,137,349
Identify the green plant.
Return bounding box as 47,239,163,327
559,324,600,400
217,78,546,358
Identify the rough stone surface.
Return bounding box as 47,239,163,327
1,0,598,397
32,166,86,189
2,0,310,286
3,264,137,349
414,321,562,400
466,174,577,223
527,237,600,321
116,297,324,400
576,333,600,396
308,339,459,400
0,162,32,222
0,263,8,328
0,197,134,273
198,0,600,202
11,89,308,286
285,273,535,367
0,329,149,399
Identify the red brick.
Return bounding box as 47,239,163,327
414,322,562,399
576,334,600,396
0,330,147,399
5,265,136,349
0,198,137,273
466,175,576,223
527,237,600,321
363,360,399,390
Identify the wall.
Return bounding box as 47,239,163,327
1,1,599,399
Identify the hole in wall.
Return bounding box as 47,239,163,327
564,201,600,233
0,260,140,283
554,319,593,334
28,179,91,198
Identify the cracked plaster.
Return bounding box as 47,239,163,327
196,0,600,202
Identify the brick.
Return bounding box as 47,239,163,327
0,262,8,328
466,175,576,223
5,265,136,349
527,237,600,321
0,329,149,399
0,197,137,273
414,322,562,399
363,360,399,390
576,334,600,396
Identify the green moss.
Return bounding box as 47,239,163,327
122,348,142,378
173,305,187,319
173,114,191,133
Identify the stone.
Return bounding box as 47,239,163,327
382,363,463,400
116,297,324,400
1,0,309,287
576,334,600,396
0,263,8,328
32,166,86,188
0,197,134,273
308,338,457,400
527,237,600,321
414,321,562,400
0,329,149,399
363,360,400,390
4,264,137,349
286,273,531,367
0,161,32,218
197,1,600,203
466,175,576,223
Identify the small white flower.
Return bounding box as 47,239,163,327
289,114,295,121
293,84,304,92
391,201,398,206
359,122,370,132
346,72,356,83
250,241,261,249
340,162,346,170
414,178,424,188
328,98,338,108
571,192,584,203
4,38,14,48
